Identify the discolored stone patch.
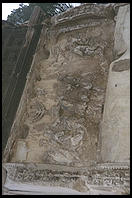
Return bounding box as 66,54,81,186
19,124,29,139
112,59,130,72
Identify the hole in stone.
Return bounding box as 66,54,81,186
115,84,117,87
112,59,130,72
19,124,29,139
101,104,104,113
43,45,50,59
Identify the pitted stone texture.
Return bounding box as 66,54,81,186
3,162,130,195
2,3,130,195
52,3,115,26
8,3,115,166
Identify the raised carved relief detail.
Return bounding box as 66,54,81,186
4,163,130,193
27,99,46,122
38,117,87,165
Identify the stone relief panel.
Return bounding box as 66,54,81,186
9,3,115,167
2,3,130,195
40,117,86,166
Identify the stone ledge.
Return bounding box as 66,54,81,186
3,162,130,195
51,4,115,26
3,162,130,183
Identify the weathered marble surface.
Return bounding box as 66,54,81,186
9,3,115,167
114,4,130,56
2,3,130,195
3,162,130,195
100,4,130,163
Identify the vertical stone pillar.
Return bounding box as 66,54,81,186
100,4,130,162
2,167,7,195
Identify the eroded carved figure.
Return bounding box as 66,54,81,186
2,3,130,195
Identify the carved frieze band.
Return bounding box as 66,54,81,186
4,163,130,189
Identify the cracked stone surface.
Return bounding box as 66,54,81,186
2,3,130,195
9,4,115,166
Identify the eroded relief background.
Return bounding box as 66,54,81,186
10,4,115,166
